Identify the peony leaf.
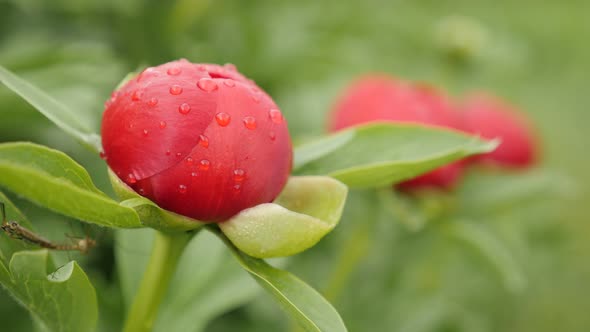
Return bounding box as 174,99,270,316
294,123,497,188
0,142,142,228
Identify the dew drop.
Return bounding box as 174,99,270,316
142,129,149,136
224,63,237,71
167,67,181,76
131,90,144,101
233,184,242,193
176,152,182,157
243,116,257,130
169,85,183,95
251,94,261,103
233,169,246,182
185,157,194,165
223,79,235,87
148,97,159,106
198,134,209,148
178,103,191,114
127,174,137,184
138,188,145,195
99,151,107,160
191,172,198,177
199,159,210,171
178,184,187,194
197,78,219,92
197,65,206,71
215,112,231,126
269,109,283,124
165,150,171,156
159,121,167,129
269,131,277,141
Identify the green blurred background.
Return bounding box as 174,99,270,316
0,0,589,331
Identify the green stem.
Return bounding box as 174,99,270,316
322,223,370,302
122,230,193,332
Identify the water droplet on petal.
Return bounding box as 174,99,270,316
197,78,219,92
251,94,261,103
99,151,107,160
178,103,191,114
243,116,257,130
178,184,187,194
215,112,231,126
138,188,145,195
159,121,167,129
198,134,209,148
233,169,246,182
142,129,149,136
269,109,283,124
176,152,182,157
127,174,137,184
169,85,183,95
233,184,242,193
199,159,210,171
132,90,144,101
223,79,235,87
269,131,277,141
167,67,181,76
185,157,194,165
191,172,198,177
224,63,237,71
148,97,159,106
165,150,171,156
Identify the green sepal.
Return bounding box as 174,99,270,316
219,176,347,258
108,168,207,232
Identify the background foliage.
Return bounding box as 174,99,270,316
0,0,589,331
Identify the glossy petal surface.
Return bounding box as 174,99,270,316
102,60,292,221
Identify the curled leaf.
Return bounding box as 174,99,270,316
219,176,347,258
0,250,98,332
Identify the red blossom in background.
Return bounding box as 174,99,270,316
101,59,292,222
460,93,539,168
329,75,465,191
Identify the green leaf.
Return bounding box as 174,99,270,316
115,229,259,332
448,220,526,293
0,250,98,332
293,123,497,188
108,169,206,231
219,176,348,258
0,65,102,152
212,228,348,332
456,169,573,217
0,142,142,228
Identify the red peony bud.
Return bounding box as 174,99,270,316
460,93,538,168
101,59,292,222
329,75,464,190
